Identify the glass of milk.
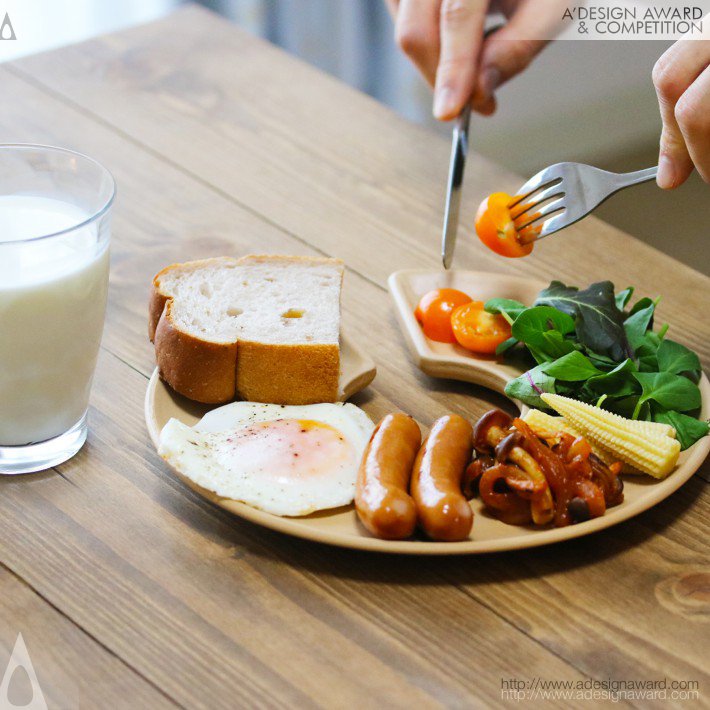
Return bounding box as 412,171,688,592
0,144,114,474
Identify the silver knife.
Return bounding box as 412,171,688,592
441,105,471,269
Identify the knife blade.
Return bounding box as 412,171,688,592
441,105,471,270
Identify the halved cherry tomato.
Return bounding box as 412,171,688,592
451,301,512,354
475,192,534,258
414,288,472,343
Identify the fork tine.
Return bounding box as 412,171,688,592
514,197,565,230
518,211,570,244
509,164,565,208
509,183,565,220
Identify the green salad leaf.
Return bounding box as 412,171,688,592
511,306,575,342
486,279,708,450
586,359,638,398
495,336,518,356
535,280,633,361
484,298,527,321
624,302,655,349
656,339,701,376
653,410,710,450
542,351,603,381
504,365,556,409
615,287,634,310
632,372,701,414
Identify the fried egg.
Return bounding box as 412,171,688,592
159,402,374,516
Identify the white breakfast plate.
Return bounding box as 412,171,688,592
145,272,709,554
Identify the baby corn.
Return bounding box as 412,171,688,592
541,393,680,479
523,409,620,468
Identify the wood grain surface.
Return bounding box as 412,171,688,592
0,6,708,708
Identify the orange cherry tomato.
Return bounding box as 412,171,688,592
475,192,534,258
451,301,512,354
414,288,472,343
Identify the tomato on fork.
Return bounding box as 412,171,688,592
414,288,472,343
475,192,534,258
451,301,512,354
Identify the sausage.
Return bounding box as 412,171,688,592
411,414,474,541
355,413,421,540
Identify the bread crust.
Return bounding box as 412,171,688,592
149,255,343,405
154,301,238,403
236,340,340,405
148,287,169,342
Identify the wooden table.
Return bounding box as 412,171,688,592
1,6,708,708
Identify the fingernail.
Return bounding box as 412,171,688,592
657,154,677,189
481,66,501,99
434,87,455,119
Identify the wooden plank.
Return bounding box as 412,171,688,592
10,5,710,367
0,349,590,709
0,55,707,703
0,71,592,709
0,567,175,709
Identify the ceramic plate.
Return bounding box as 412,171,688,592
145,273,709,554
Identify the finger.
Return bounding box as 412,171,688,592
383,0,399,18
652,39,710,188
434,0,488,120
395,0,442,87
470,0,561,112
675,64,710,184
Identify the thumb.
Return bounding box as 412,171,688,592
657,119,694,189
653,55,695,189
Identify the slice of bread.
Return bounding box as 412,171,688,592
149,255,344,404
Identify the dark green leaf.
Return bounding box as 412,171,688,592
615,287,634,310
542,351,604,381
653,409,710,451
656,339,701,375
624,303,655,350
495,336,518,356
586,358,638,397
504,365,556,409
633,372,702,412
484,298,527,321
535,280,632,361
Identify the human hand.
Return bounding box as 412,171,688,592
653,34,710,188
384,0,553,120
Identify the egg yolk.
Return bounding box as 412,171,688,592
217,418,355,483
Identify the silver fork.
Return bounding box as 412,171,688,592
510,163,658,244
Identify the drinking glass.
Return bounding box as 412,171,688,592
0,144,114,474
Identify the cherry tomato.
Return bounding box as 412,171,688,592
475,192,534,258
414,288,472,343
451,301,512,354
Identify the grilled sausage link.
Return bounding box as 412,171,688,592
355,413,421,540
411,414,474,541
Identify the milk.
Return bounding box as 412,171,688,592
0,196,109,445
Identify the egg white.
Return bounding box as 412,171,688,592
159,402,374,516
